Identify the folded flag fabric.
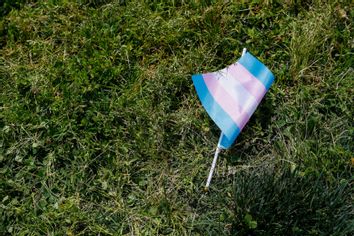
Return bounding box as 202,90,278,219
192,51,275,149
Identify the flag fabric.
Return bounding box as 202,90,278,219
192,51,275,149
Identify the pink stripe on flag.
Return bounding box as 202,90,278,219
227,63,267,103
203,73,250,129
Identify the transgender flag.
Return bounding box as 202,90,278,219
192,51,275,149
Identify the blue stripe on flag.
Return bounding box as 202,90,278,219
192,74,241,144
238,52,275,90
218,133,234,149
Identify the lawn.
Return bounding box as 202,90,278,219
1,0,353,235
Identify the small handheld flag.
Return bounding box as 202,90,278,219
192,49,275,189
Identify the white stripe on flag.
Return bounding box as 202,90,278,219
212,68,258,116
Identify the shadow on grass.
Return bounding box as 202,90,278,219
0,0,31,18
231,165,353,235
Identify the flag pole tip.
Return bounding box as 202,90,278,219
204,187,209,192
242,48,247,56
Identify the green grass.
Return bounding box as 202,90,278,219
1,0,353,235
